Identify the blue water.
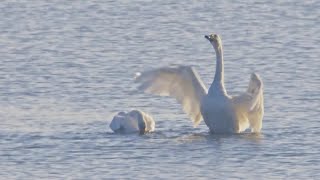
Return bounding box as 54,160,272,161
0,0,319,179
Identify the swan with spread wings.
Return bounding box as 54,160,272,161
135,34,264,133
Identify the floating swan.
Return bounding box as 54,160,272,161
110,110,155,134
135,34,264,133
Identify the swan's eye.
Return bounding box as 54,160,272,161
213,34,217,38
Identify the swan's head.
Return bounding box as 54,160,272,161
204,34,222,50
128,110,146,134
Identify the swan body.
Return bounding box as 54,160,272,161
110,110,155,134
201,92,236,133
135,34,264,133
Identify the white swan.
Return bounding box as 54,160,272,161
135,34,264,133
109,110,155,134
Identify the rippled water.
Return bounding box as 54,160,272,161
0,0,319,179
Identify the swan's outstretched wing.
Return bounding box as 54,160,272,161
232,73,264,132
135,66,208,127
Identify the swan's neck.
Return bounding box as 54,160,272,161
209,45,227,95
213,45,224,83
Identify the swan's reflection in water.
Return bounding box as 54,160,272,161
174,131,264,144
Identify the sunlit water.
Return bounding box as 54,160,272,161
0,0,319,179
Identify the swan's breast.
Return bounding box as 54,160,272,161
201,95,237,133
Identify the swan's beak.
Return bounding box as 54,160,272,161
205,35,214,42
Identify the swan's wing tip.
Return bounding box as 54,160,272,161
250,73,263,85
191,113,202,128
193,122,200,128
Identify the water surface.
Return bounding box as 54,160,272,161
0,0,319,179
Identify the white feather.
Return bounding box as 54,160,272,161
135,66,207,127
110,110,155,134
136,34,264,133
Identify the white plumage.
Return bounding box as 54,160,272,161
135,34,264,133
110,110,155,134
